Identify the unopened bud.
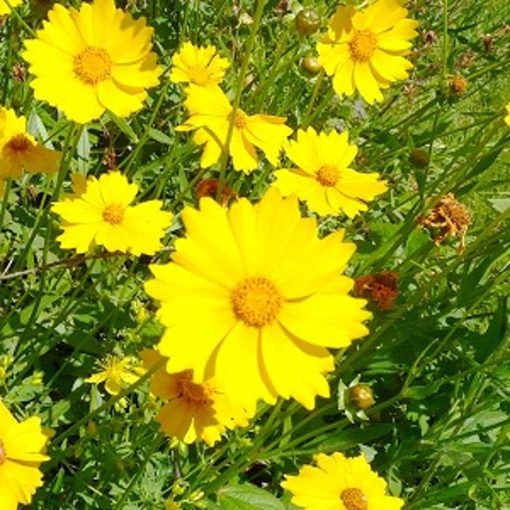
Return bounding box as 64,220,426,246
348,383,375,410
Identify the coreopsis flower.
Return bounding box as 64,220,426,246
52,171,172,254
141,349,249,446
22,0,162,124
170,42,230,87
317,0,418,104
86,355,146,395
177,85,292,173
144,189,370,413
505,104,510,125
0,108,61,179
420,193,471,252
272,128,387,217
283,453,403,510
0,400,49,510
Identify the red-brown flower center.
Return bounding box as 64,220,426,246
176,371,213,406
6,134,31,153
340,488,368,510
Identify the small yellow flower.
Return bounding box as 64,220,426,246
171,42,230,87
144,189,370,414
0,400,49,510
0,0,21,15
86,355,146,396
282,452,404,510
177,85,292,173
0,108,61,179
317,0,418,104
22,0,162,123
140,349,249,446
272,127,387,217
51,171,173,255
505,104,510,126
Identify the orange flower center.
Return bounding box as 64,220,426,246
188,67,210,86
349,29,377,62
340,488,368,510
176,371,213,406
232,110,249,130
102,204,125,225
74,47,112,85
231,277,283,328
0,439,5,464
316,165,340,187
6,134,31,153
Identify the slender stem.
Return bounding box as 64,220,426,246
216,0,268,199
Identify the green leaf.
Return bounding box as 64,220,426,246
217,483,285,510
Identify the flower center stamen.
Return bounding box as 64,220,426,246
176,371,213,406
74,47,112,85
102,204,125,225
0,440,6,464
232,110,249,130
6,134,31,153
231,277,283,328
349,29,377,62
316,165,340,187
340,488,368,510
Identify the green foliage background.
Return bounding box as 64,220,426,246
0,0,509,508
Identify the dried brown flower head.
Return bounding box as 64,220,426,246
354,271,399,311
420,193,471,252
450,74,468,95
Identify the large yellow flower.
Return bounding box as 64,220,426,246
282,452,404,510
0,108,61,179
177,85,292,173
0,400,49,510
52,171,172,255
141,349,249,446
317,0,418,104
0,0,21,15
144,189,370,413
170,42,230,88
272,127,387,217
22,0,162,124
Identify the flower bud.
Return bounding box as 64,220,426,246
348,383,375,410
301,56,322,76
295,8,320,36
409,148,430,168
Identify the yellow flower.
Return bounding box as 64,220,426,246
177,85,292,173
22,0,162,124
0,400,49,510
144,189,370,413
0,108,61,179
171,42,230,87
317,0,418,104
282,452,404,510
51,171,173,255
86,355,145,396
505,104,510,125
272,127,387,217
140,349,249,446
0,0,21,15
